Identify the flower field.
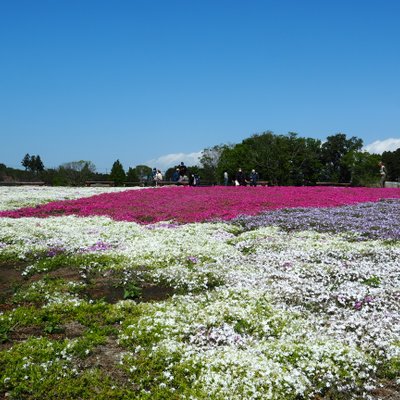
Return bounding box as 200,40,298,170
0,186,400,399
0,186,134,212
2,186,400,223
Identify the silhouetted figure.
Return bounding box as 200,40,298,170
179,162,187,177
379,162,387,188
223,171,229,186
235,168,246,186
249,169,258,186
154,169,163,186
172,168,180,182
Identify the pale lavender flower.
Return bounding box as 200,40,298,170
232,199,400,241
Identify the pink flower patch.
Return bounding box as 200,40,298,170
1,186,399,224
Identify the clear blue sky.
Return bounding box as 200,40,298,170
1,0,400,172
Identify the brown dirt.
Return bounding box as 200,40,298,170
83,281,174,303
82,273,174,303
76,337,130,383
0,263,24,286
0,263,174,306
140,283,174,302
0,262,26,307
63,320,86,338
45,266,81,281
371,381,400,400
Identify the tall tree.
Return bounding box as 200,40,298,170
33,155,45,173
200,144,229,182
21,153,31,170
61,160,96,173
134,165,152,182
285,133,322,185
342,151,381,186
164,166,177,181
382,148,400,182
30,155,37,173
126,167,139,182
241,131,292,184
110,160,126,186
217,131,322,185
217,143,253,184
21,154,45,174
320,133,363,182
57,160,96,185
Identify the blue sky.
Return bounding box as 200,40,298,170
1,0,400,172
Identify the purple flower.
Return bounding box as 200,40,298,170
47,246,65,257
354,301,363,311
363,296,373,304
232,199,400,241
80,241,113,253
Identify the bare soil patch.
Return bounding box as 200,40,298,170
372,381,400,400
0,263,26,308
76,337,130,383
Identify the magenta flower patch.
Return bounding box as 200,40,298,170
1,186,399,224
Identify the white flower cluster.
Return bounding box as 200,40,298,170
119,289,373,398
0,186,134,211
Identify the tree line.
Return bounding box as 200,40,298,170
0,132,399,186
209,132,399,186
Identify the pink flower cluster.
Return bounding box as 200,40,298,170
1,186,400,224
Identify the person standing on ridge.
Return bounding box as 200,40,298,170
249,169,259,186
223,171,229,186
154,169,163,186
235,168,246,186
379,161,387,188
172,168,180,182
179,162,187,177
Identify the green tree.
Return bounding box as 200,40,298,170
342,151,381,186
134,165,152,182
33,155,45,173
382,148,400,182
110,160,126,186
126,167,139,182
0,163,7,181
57,160,96,185
320,133,363,182
164,166,177,181
200,144,229,182
240,131,294,184
21,154,45,174
21,153,31,170
217,143,252,184
216,131,322,185
284,133,322,185
61,160,96,173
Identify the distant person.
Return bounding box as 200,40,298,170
189,174,196,186
249,169,259,187
379,161,387,188
179,162,187,177
172,168,180,182
154,169,163,186
235,168,246,186
189,173,200,186
151,168,157,185
223,171,229,186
